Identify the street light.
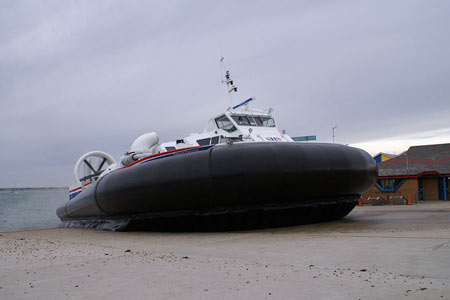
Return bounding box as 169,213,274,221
332,126,337,143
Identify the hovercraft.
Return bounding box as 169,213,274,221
57,71,377,231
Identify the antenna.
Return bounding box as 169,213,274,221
224,70,237,93
219,55,237,108
332,126,337,143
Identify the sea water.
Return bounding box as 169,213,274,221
0,188,67,232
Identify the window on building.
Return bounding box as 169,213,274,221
384,179,393,189
376,179,405,191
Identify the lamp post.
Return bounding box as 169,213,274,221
332,126,337,143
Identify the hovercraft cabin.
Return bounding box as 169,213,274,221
362,143,450,204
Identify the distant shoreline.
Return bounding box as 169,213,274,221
0,187,68,191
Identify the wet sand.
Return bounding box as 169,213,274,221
1,202,449,299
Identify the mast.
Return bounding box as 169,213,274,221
220,57,238,108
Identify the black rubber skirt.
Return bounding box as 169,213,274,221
57,142,377,231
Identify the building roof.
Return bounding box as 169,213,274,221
373,152,395,158
377,143,450,178
373,152,395,163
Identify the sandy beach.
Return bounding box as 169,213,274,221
1,202,449,299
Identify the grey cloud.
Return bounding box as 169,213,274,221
0,0,449,187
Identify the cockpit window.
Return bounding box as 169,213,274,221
248,116,258,126
215,115,237,132
231,115,275,127
259,116,276,127
252,116,263,126
231,115,250,126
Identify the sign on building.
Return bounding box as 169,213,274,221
292,136,317,142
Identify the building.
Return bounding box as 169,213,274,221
373,152,395,163
363,143,450,204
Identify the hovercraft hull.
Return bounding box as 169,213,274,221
57,142,377,231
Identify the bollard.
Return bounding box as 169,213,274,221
408,195,412,205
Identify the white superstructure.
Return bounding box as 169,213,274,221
120,97,293,166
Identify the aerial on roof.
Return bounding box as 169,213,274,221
378,143,450,178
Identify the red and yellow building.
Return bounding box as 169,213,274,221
363,143,450,204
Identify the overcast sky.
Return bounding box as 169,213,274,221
1,0,449,187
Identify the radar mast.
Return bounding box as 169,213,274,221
219,56,238,108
